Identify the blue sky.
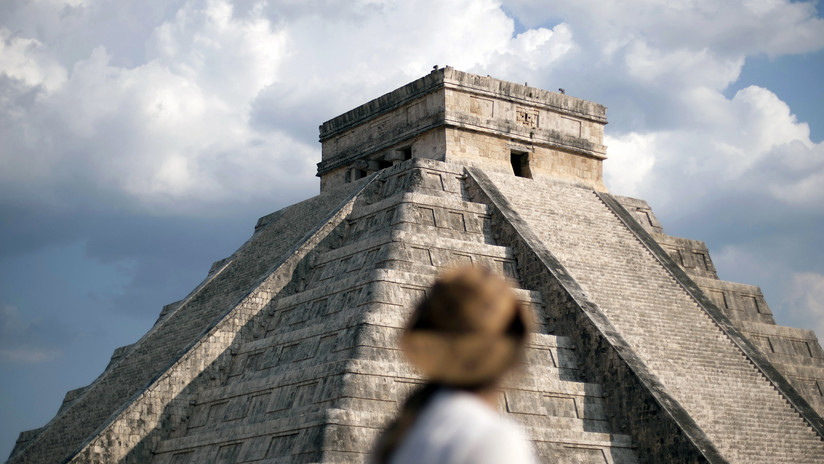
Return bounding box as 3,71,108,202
1,0,823,458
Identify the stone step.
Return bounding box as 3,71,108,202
154,409,329,457
300,230,519,295
161,379,624,460
258,266,543,342
152,168,644,464
475,171,824,461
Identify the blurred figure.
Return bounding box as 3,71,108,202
372,266,539,464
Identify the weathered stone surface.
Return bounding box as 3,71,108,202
469,169,824,462
318,67,608,192
9,69,824,464
614,194,824,419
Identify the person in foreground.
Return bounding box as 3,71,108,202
372,266,539,464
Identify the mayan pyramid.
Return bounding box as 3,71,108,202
8,67,824,463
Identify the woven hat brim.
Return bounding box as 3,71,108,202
401,331,520,386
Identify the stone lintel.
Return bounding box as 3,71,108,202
316,67,608,191
318,67,606,142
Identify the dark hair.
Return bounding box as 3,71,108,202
371,383,440,464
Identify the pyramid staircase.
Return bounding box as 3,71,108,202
616,195,824,416
146,159,640,463
466,169,824,463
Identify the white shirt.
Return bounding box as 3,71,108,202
390,389,540,464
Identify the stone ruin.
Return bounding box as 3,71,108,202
8,67,824,463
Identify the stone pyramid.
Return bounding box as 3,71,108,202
8,67,824,464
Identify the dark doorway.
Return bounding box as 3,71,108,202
511,151,532,178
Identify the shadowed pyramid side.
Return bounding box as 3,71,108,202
6,177,375,464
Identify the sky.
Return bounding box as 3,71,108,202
1,0,823,458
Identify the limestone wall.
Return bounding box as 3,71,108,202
443,127,606,190
317,67,608,193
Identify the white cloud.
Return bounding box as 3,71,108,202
0,0,580,216
0,28,67,92
604,85,824,212
1,43,297,211
504,0,824,57
603,131,658,196
624,41,744,90
249,0,574,121
0,0,313,214
506,24,573,70
147,0,289,105
500,0,824,138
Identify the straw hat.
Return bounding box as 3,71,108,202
400,266,532,387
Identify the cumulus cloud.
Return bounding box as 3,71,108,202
505,0,824,57
0,0,314,214
0,0,578,216
624,41,744,90
500,0,824,138
0,28,67,92
603,131,658,197
603,84,824,214
147,0,288,105
249,0,573,140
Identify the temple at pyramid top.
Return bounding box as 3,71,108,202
317,66,608,191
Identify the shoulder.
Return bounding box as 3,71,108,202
464,418,538,464
421,390,539,464
424,389,501,431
